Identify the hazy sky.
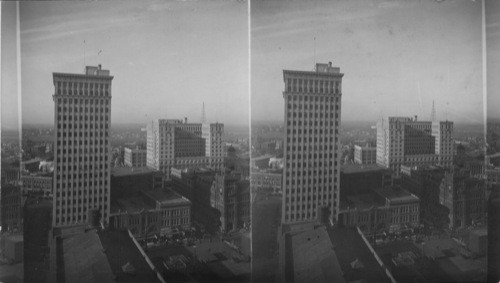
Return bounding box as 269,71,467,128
2,0,249,129
2,1,498,130
486,0,500,119
252,0,484,124
2,2,19,130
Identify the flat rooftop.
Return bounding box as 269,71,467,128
60,230,115,283
328,227,392,283
340,193,385,211
21,158,42,164
115,196,153,214
98,230,159,282
355,145,377,150
3,233,23,243
470,227,487,237
111,166,156,177
143,190,191,206
252,154,273,161
374,187,419,203
282,224,345,283
341,164,388,174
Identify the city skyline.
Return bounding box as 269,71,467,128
1,0,249,129
1,1,498,281
3,0,499,130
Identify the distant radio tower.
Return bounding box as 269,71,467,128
431,100,436,122
83,40,86,70
201,102,206,124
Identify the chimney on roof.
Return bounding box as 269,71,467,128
184,117,187,123
98,64,102,70
414,115,418,121
328,62,332,67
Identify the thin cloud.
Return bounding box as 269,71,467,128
146,2,172,12
21,17,136,44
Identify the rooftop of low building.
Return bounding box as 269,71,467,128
98,230,160,282
283,224,345,283
373,187,420,203
111,166,157,177
328,226,392,283
59,230,115,283
143,189,191,206
341,163,389,174
340,193,385,211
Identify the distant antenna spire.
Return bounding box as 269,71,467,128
201,102,206,124
445,101,449,121
431,100,436,122
314,36,316,68
83,40,86,69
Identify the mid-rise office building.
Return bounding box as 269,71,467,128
23,196,52,282
146,119,225,179
250,170,282,192
439,169,486,229
282,62,343,224
376,116,454,175
52,65,113,228
340,164,393,197
354,145,377,164
124,147,147,167
111,166,163,200
1,162,20,186
170,168,220,232
210,172,250,232
21,174,53,197
401,165,448,228
1,185,23,232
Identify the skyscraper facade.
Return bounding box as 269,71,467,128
52,65,113,228
146,119,225,179
281,62,343,224
376,117,454,175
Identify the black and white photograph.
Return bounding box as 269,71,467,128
1,0,499,282
2,1,250,282
251,0,497,282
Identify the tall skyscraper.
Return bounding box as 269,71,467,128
146,119,225,179
281,62,343,224
52,65,113,228
376,117,454,175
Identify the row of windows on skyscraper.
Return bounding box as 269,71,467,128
285,78,340,94
56,97,109,105
55,81,110,97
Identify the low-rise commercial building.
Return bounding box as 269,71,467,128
109,189,191,238
339,187,420,234
277,222,393,283
48,229,162,283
